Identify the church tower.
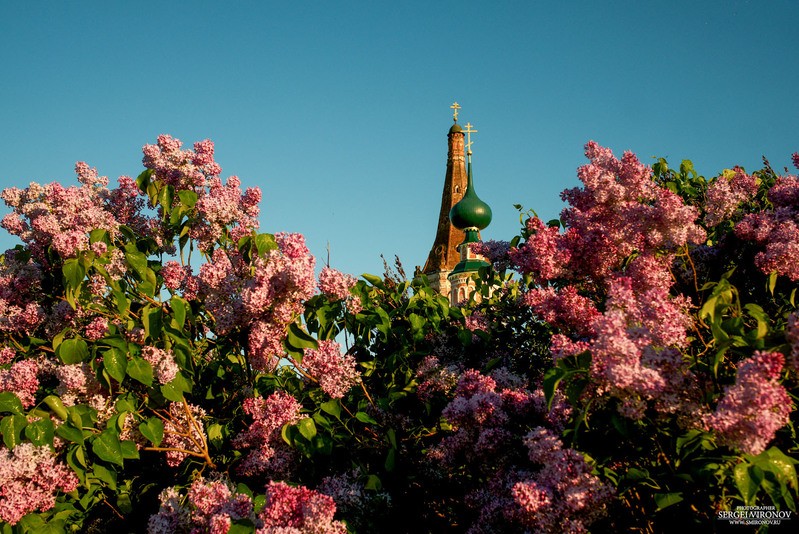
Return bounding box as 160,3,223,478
422,104,492,304
421,103,469,297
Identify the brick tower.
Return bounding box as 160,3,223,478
421,103,469,297
422,104,492,304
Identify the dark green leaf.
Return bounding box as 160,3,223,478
297,418,317,441
286,322,318,350
62,258,86,290
103,348,128,383
92,430,124,466
654,492,683,511
139,417,164,447
171,296,187,329
58,338,89,364
0,392,24,414
355,412,377,425
177,190,198,209
55,423,85,445
25,417,55,446
127,357,153,386
1,414,27,448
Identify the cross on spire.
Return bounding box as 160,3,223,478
463,122,477,155
450,101,461,122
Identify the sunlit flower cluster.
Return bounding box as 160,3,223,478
0,443,79,525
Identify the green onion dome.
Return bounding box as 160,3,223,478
449,162,492,231
449,123,463,134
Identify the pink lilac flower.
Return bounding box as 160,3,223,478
504,428,614,533
509,218,570,283
513,142,705,283
318,267,356,301
786,312,799,372
83,316,109,341
0,347,14,366
234,390,305,477
736,171,799,281
257,481,346,534
301,340,360,399
0,360,39,408
792,152,799,170
469,240,511,270
161,402,207,467
141,346,179,384
705,351,792,455
148,477,255,534
704,168,758,227
416,355,461,401
191,175,261,251
524,286,599,337
160,261,187,291
0,443,79,525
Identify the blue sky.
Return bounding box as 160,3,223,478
1,1,797,278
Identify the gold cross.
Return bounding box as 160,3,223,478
450,102,461,122
463,122,477,153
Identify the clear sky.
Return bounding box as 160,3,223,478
1,1,797,278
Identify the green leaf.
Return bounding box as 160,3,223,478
320,399,341,419
127,357,153,386
120,440,139,459
139,417,164,447
297,418,317,441
207,423,224,449
92,430,124,466
178,190,198,209
161,382,185,402
0,392,24,414
55,423,85,445
92,462,117,490
1,414,27,449
62,258,86,290
385,447,397,472
103,348,128,383
362,273,384,288
57,338,89,364
171,296,187,329
144,305,163,342
734,462,761,506
355,412,377,425
255,233,277,255
25,417,55,446
286,322,318,350
654,492,683,511
124,247,148,278
542,366,567,411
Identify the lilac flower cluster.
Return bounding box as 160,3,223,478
507,427,614,533
736,172,799,280
318,266,356,301
161,402,207,467
141,346,179,384
257,481,346,534
233,391,305,476
147,477,255,534
301,340,360,399
704,168,758,227
705,351,792,455
0,250,45,334
429,370,535,466
197,233,316,371
0,443,79,525
0,360,39,408
512,142,705,283
415,355,460,401
469,239,511,270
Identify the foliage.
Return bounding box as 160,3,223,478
0,136,798,533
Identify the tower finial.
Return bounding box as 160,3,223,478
463,122,477,157
450,101,461,122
